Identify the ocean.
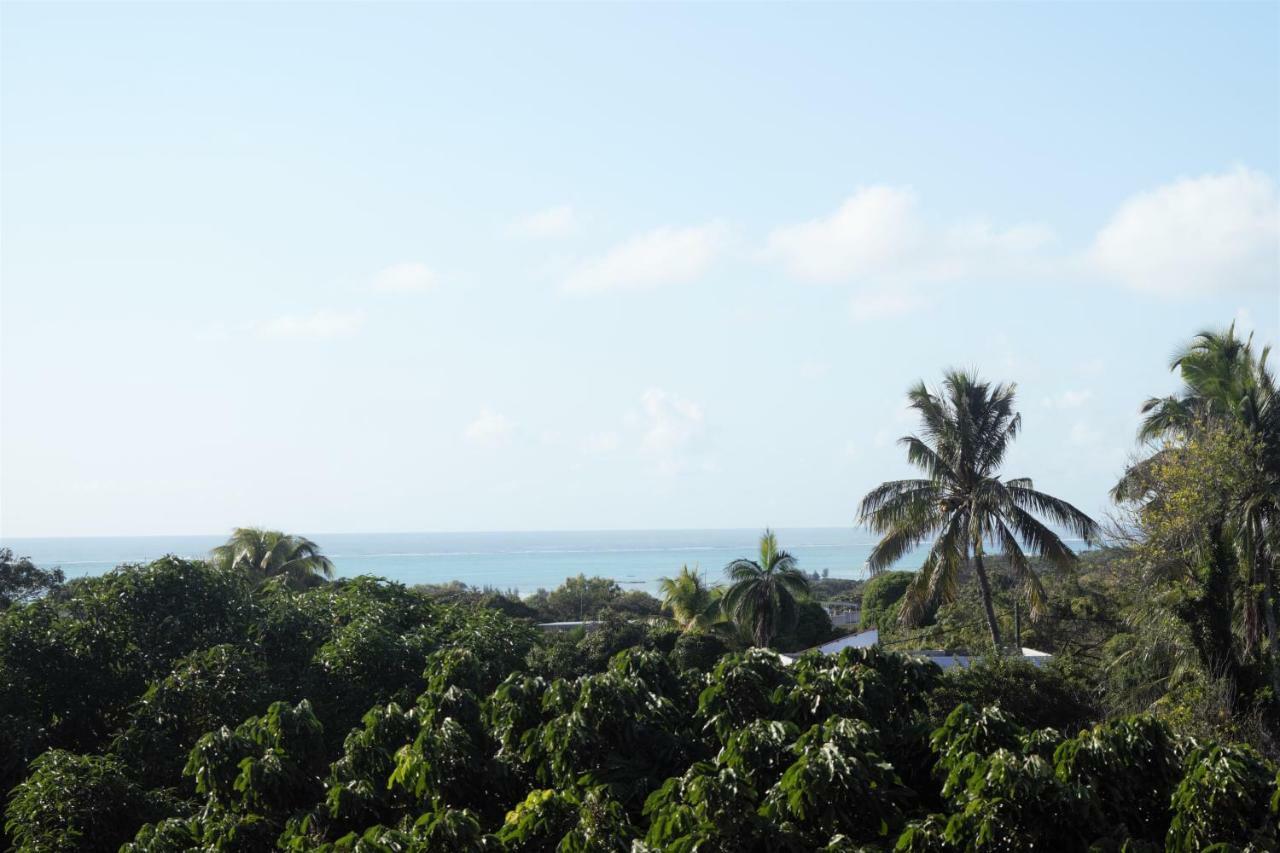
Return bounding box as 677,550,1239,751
2,528,931,596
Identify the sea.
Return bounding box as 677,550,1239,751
2,528,940,597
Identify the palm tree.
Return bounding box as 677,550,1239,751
1120,325,1279,660
722,530,811,647
210,527,334,586
857,371,1099,651
657,564,723,632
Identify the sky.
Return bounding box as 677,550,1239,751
1,2,1278,539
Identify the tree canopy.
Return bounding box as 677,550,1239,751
858,370,1100,650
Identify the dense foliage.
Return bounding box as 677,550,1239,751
2,556,1278,851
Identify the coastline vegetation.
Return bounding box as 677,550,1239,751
1,322,1278,851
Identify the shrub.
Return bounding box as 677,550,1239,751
775,599,834,652
860,571,917,630
925,656,1096,732
1167,743,1279,850
4,751,166,853
671,631,731,672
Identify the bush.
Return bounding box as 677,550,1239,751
1167,743,1279,850
112,644,272,788
0,558,254,802
4,751,166,853
671,631,731,672
925,656,1097,732
860,571,916,630
775,599,834,652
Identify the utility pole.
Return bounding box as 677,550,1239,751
1013,599,1022,649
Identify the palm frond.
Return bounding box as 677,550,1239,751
1006,484,1100,543
1003,504,1077,569
993,519,1048,622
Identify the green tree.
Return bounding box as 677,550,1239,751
1120,324,1280,686
759,717,905,845
210,527,334,586
657,565,723,633
1115,420,1271,712
773,599,833,652
857,371,1099,650
722,530,811,647
859,570,916,631
533,575,622,622
1166,743,1279,850
4,750,165,853
0,548,64,608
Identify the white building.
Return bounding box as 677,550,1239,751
780,628,1053,670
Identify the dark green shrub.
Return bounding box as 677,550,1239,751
926,656,1096,732
860,571,916,629
775,599,834,652
760,717,905,845
113,643,272,788
1167,743,1279,850
4,750,166,853
1052,715,1179,844
671,631,731,672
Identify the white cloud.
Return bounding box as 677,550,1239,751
765,186,1054,286
638,388,705,474
373,262,438,293
562,221,730,293
640,389,703,453
849,289,931,323
766,186,920,282
464,408,514,447
766,170,1280,299
511,205,577,239
1091,167,1280,295
255,309,364,340
1042,389,1093,409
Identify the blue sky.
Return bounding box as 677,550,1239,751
2,2,1277,538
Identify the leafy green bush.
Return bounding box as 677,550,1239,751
4,751,166,853
113,643,273,788
775,598,834,651
671,631,732,672
1167,743,1279,850
925,655,1097,732
860,570,916,630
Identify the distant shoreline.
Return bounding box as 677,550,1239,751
0,528,1093,597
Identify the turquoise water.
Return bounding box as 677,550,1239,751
3,528,923,596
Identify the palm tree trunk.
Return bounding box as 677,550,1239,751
972,547,1003,651
1242,531,1261,657
1013,599,1021,649
1263,541,1279,693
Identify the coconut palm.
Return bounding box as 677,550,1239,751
210,527,334,586
722,530,811,647
858,370,1099,650
657,564,723,632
